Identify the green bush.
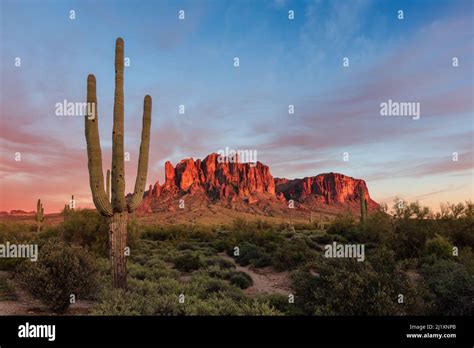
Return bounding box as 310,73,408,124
421,259,474,315
16,239,99,313
61,209,109,256
235,242,260,266
272,239,313,271
423,234,454,260
174,253,203,272
229,271,253,289
290,252,418,315
92,288,147,315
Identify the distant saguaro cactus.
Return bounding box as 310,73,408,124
360,186,368,225
84,38,152,288
36,199,44,232
63,195,75,222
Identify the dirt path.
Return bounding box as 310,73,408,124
0,271,94,315
218,253,291,295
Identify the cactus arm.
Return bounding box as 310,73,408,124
111,37,126,212
85,74,113,216
128,95,152,212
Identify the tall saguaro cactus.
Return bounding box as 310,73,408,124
360,186,368,225
36,199,44,233
84,38,152,288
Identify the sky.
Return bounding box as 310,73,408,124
0,0,473,212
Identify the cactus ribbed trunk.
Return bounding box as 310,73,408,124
108,212,128,288
106,169,111,201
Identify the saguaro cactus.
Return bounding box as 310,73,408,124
84,38,152,288
360,186,368,225
36,199,44,232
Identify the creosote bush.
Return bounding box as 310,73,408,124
16,239,99,313
229,271,253,289
174,253,203,272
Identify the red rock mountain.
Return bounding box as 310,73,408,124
275,174,378,210
137,153,378,216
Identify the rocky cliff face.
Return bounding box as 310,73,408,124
138,153,378,214
160,153,275,198
275,173,378,209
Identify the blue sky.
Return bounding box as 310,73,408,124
0,0,473,211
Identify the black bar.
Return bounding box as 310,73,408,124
0,316,472,346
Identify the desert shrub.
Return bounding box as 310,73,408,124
184,275,235,299
361,210,393,243
206,265,231,279
421,259,474,315
0,258,25,271
252,254,272,268
234,242,259,266
388,219,431,260
92,288,147,315
272,239,313,271
293,222,313,231
0,222,36,243
290,251,417,315
326,213,360,240
16,239,98,313
423,234,454,260
450,222,474,249
36,226,61,242
183,297,222,315
216,258,235,270
229,271,253,289
239,300,282,316
61,209,109,256
232,218,251,233
174,253,203,272
141,224,189,241
255,219,273,230
127,262,175,281
311,234,333,244
151,294,186,315
177,241,195,250
0,273,17,301
189,225,216,242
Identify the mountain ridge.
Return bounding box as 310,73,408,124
136,153,379,217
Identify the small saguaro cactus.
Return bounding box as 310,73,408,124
63,195,75,222
70,195,75,210
360,186,368,225
36,199,44,232
84,38,152,289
